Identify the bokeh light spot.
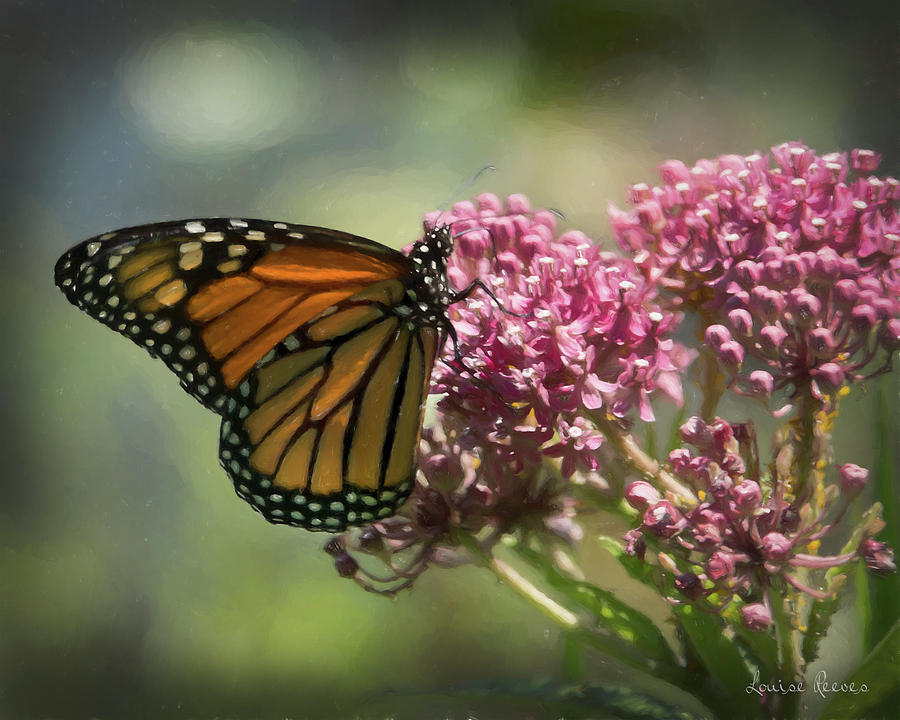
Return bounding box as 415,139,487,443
121,24,319,159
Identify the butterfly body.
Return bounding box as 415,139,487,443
55,217,456,531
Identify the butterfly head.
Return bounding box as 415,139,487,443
407,224,455,308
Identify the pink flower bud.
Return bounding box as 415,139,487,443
733,260,762,287
782,254,806,282
886,319,900,345
790,291,822,324
832,279,859,306
780,506,800,532
660,159,692,185
705,324,732,349
861,539,896,576
809,327,836,359
728,308,753,336
635,201,665,231
759,324,789,354
692,522,723,548
851,148,881,172
675,572,705,600
643,500,686,538
812,362,845,391
707,551,736,581
506,194,531,214
838,463,869,494
477,193,504,214
709,419,736,450
708,472,733,498
732,480,762,511
851,304,879,328
761,532,793,563
812,248,841,278
625,480,662,511
696,507,728,529
750,286,786,320
741,602,772,631
623,529,646,559
749,370,774,396
721,453,746,475
679,417,710,446
718,340,745,366
872,297,896,320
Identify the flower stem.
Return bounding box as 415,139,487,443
700,348,727,421
593,415,697,504
490,556,580,629
795,383,817,503
769,582,801,720
456,532,578,630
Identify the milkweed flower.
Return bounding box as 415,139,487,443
330,194,691,590
609,143,900,402
427,193,691,479
622,416,895,625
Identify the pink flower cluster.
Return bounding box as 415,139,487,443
328,194,692,591
624,416,895,631
428,193,691,480
609,143,900,402
328,424,579,594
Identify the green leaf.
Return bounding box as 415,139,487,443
356,679,715,720
819,618,900,720
515,545,678,673
598,535,658,589
804,585,844,667
804,503,883,665
671,603,759,719
867,376,900,652
732,615,780,678
563,632,587,682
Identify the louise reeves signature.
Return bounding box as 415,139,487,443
746,669,869,699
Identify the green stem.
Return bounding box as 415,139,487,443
593,415,697,505
769,583,801,720
795,382,818,504
700,349,726,422
456,532,578,630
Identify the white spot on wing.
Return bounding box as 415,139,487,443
86,242,101,257
185,221,206,234
229,219,249,228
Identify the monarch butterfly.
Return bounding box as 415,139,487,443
54,217,490,532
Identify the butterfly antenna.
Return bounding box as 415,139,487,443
427,165,497,231
548,207,567,222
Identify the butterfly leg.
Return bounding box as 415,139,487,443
449,279,528,318
436,319,518,411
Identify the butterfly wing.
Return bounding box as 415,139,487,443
56,218,438,531
55,218,411,414
219,293,439,530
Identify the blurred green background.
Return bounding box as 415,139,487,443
2,1,897,718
